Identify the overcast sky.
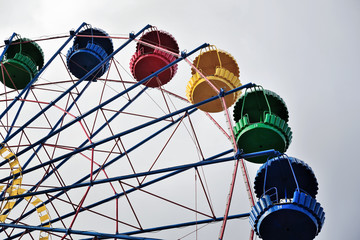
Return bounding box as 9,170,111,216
1,0,359,239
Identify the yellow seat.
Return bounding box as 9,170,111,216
187,67,241,112
190,46,239,77
186,46,241,112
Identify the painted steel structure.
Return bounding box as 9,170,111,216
0,23,324,240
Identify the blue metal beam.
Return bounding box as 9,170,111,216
25,86,148,185
0,82,254,182
6,41,210,163
3,109,199,238
1,149,278,201
81,213,250,239
5,147,229,240
3,150,277,238
121,213,250,236
0,32,17,61
0,223,161,240
0,107,196,184
0,84,147,217
0,81,258,237
0,23,90,202
22,81,93,169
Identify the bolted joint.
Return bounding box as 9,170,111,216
270,150,282,157
181,51,187,58
129,32,135,40
235,149,243,159
218,88,225,97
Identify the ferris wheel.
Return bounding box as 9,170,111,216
0,23,324,240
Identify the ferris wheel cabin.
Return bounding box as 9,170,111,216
130,29,179,87
66,27,114,81
233,87,292,163
186,46,241,112
0,37,44,89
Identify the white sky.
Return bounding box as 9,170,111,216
1,0,359,239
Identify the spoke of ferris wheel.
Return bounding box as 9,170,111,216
0,22,87,122
21,82,146,172
119,213,250,237
29,85,147,178
2,149,278,202
0,81,143,208
7,149,275,240
0,223,162,240
0,83,256,225
0,107,197,210
0,31,151,169
0,23,152,146
79,214,251,240
1,151,220,240
1,82,253,183
0,33,17,61
21,80,92,170
8,156,231,240
0,25,89,204
0,41,210,170
0,24,154,218
2,108,198,235
0,84,252,188
1,81,255,236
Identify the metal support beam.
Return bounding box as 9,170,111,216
0,32,17,61
5,41,210,163
0,82,254,182
1,149,278,201
121,213,250,236
82,213,251,239
0,223,161,240
4,109,199,238
5,148,232,239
